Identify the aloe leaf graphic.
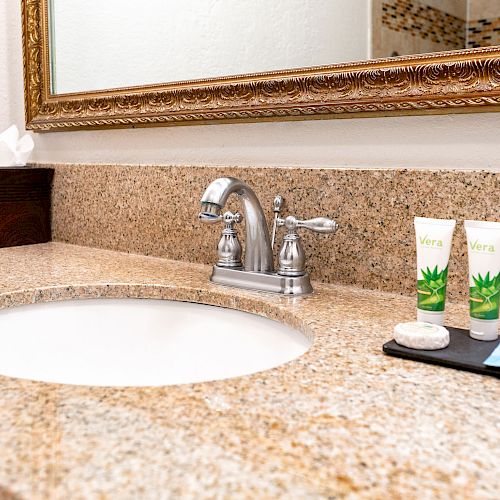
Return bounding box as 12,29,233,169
418,265,449,311
470,271,500,320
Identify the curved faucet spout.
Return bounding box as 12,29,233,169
199,177,273,272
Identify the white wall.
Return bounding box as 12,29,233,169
52,0,371,93
2,1,500,170
0,1,19,130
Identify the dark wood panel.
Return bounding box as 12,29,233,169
0,168,53,247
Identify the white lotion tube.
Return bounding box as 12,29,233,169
464,220,500,341
414,217,456,326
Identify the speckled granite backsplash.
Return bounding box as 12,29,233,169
37,163,499,301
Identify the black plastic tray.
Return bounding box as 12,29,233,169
383,326,499,378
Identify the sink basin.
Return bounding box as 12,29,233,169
0,299,310,387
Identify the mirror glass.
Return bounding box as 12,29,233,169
48,0,500,95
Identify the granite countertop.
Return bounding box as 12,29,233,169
0,243,498,499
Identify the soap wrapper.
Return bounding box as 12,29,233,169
483,343,500,367
0,125,34,167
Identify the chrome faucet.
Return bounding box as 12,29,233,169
199,177,273,272
199,177,338,295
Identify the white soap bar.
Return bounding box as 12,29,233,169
394,322,450,350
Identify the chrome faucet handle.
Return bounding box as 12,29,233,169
273,195,284,213
277,215,338,277
278,215,339,234
216,211,243,269
221,211,243,227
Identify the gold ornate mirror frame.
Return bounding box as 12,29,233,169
23,0,500,131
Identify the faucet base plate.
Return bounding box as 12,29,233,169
210,266,313,295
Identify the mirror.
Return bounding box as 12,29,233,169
22,0,500,131
49,0,373,94
48,0,500,95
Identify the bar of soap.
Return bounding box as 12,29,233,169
394,322,450,350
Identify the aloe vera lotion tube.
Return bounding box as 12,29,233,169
464,220,500,341
414,217,456,326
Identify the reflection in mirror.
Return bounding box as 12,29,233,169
373,0,500,58
48,0,500,96
48,0,371,94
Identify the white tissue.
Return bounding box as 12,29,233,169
0,125,34,167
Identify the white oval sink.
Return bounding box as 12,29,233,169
0,299,310,387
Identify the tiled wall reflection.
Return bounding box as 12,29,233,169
373,0,500,58
381,0,466,49
468,18,500,48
